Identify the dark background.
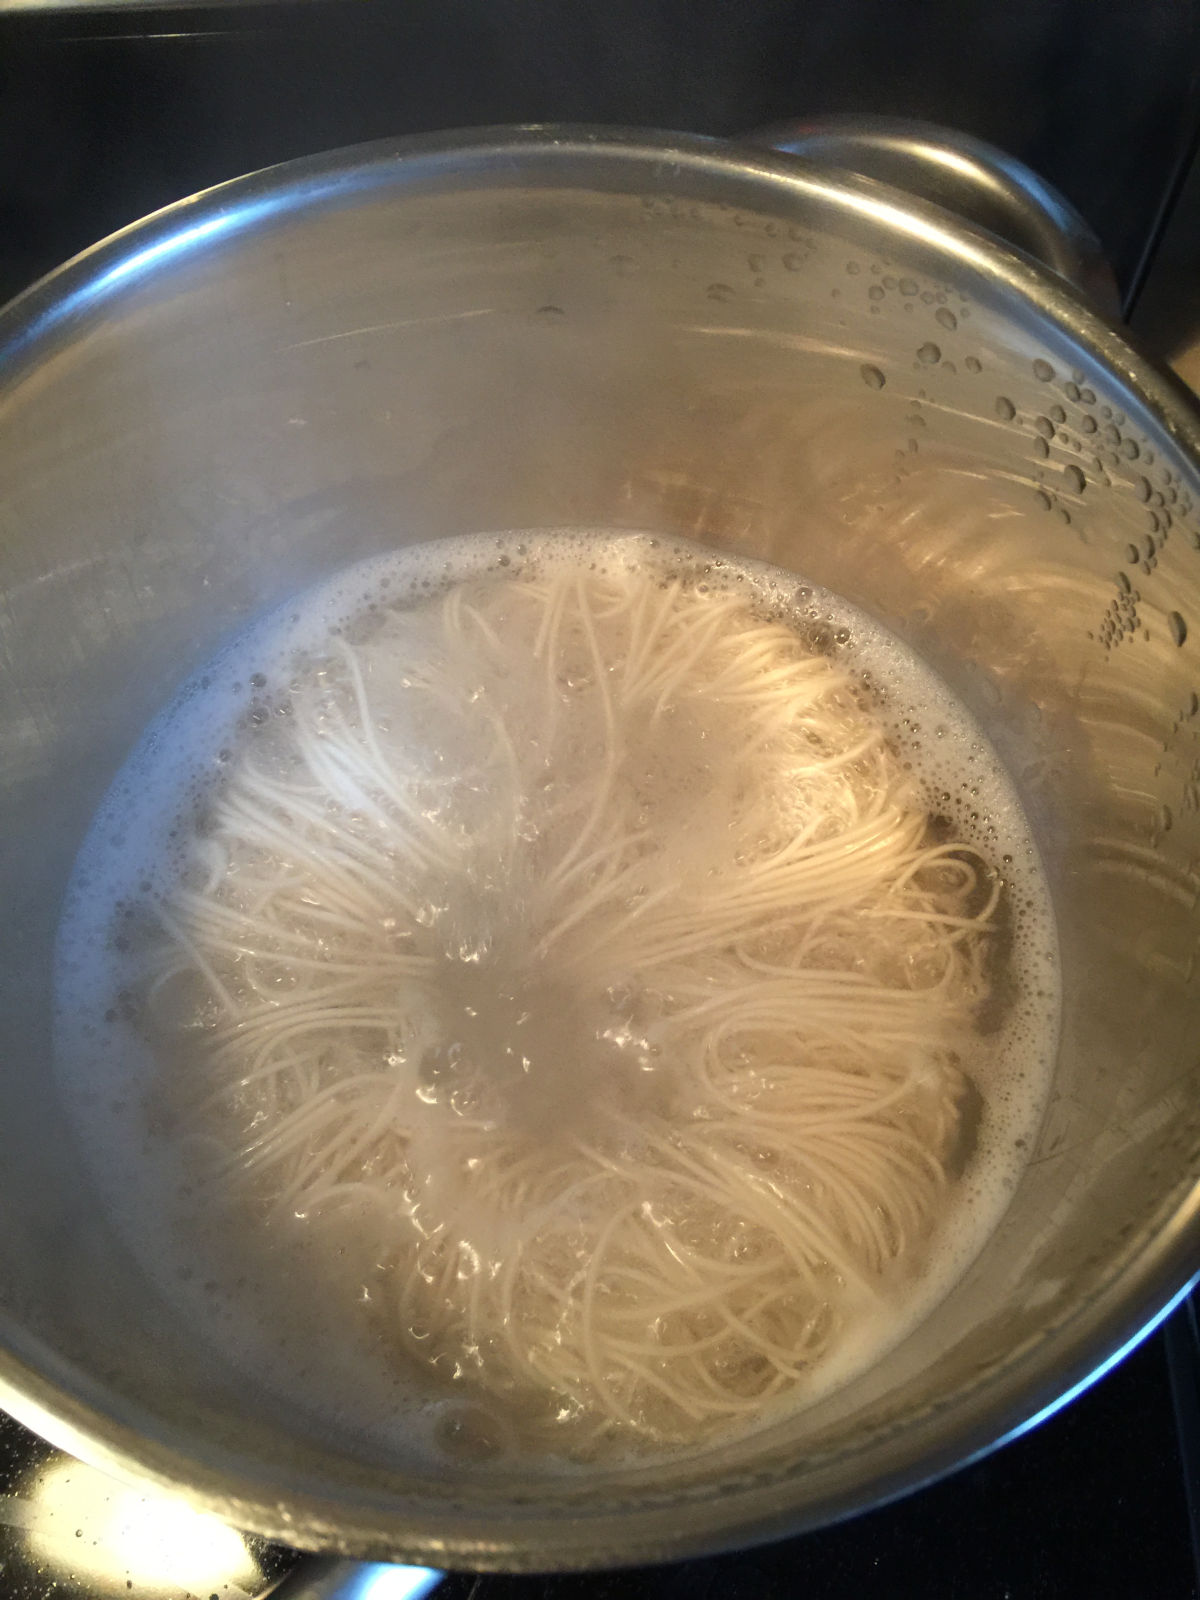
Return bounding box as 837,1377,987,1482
3,2,1200,1595
1,0,1199,310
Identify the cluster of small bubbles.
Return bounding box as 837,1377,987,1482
1092,575,1143,653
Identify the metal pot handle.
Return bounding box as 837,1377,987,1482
746,114,1120,316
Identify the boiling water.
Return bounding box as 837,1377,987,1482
54,530,1059,1467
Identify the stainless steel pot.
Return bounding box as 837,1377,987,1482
2,120,1200,1572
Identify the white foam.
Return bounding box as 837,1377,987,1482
53,529,1059,1468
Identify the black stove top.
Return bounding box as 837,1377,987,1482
3,3,1200,1595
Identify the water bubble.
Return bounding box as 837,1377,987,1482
899,277,919,296
782,252,805,271
935,307,958,331
706,282,735,302
1120,437,1141,460
868,285,885,302
1063,381,1080,401
965,355,983,373
860,364,887,390
1033,437,1049,460
1049,404,1066,424
994,396,1016,421
434,1404,507,1462
1063,464,1086,494
1034,489,1053,512
1135,476,1152,503
1034,416,1054,440
1033,359,1055,382
917,342,941,365
1170,611,1189,647
1080,415,1097,434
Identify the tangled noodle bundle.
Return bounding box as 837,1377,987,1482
145,552,996,1450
